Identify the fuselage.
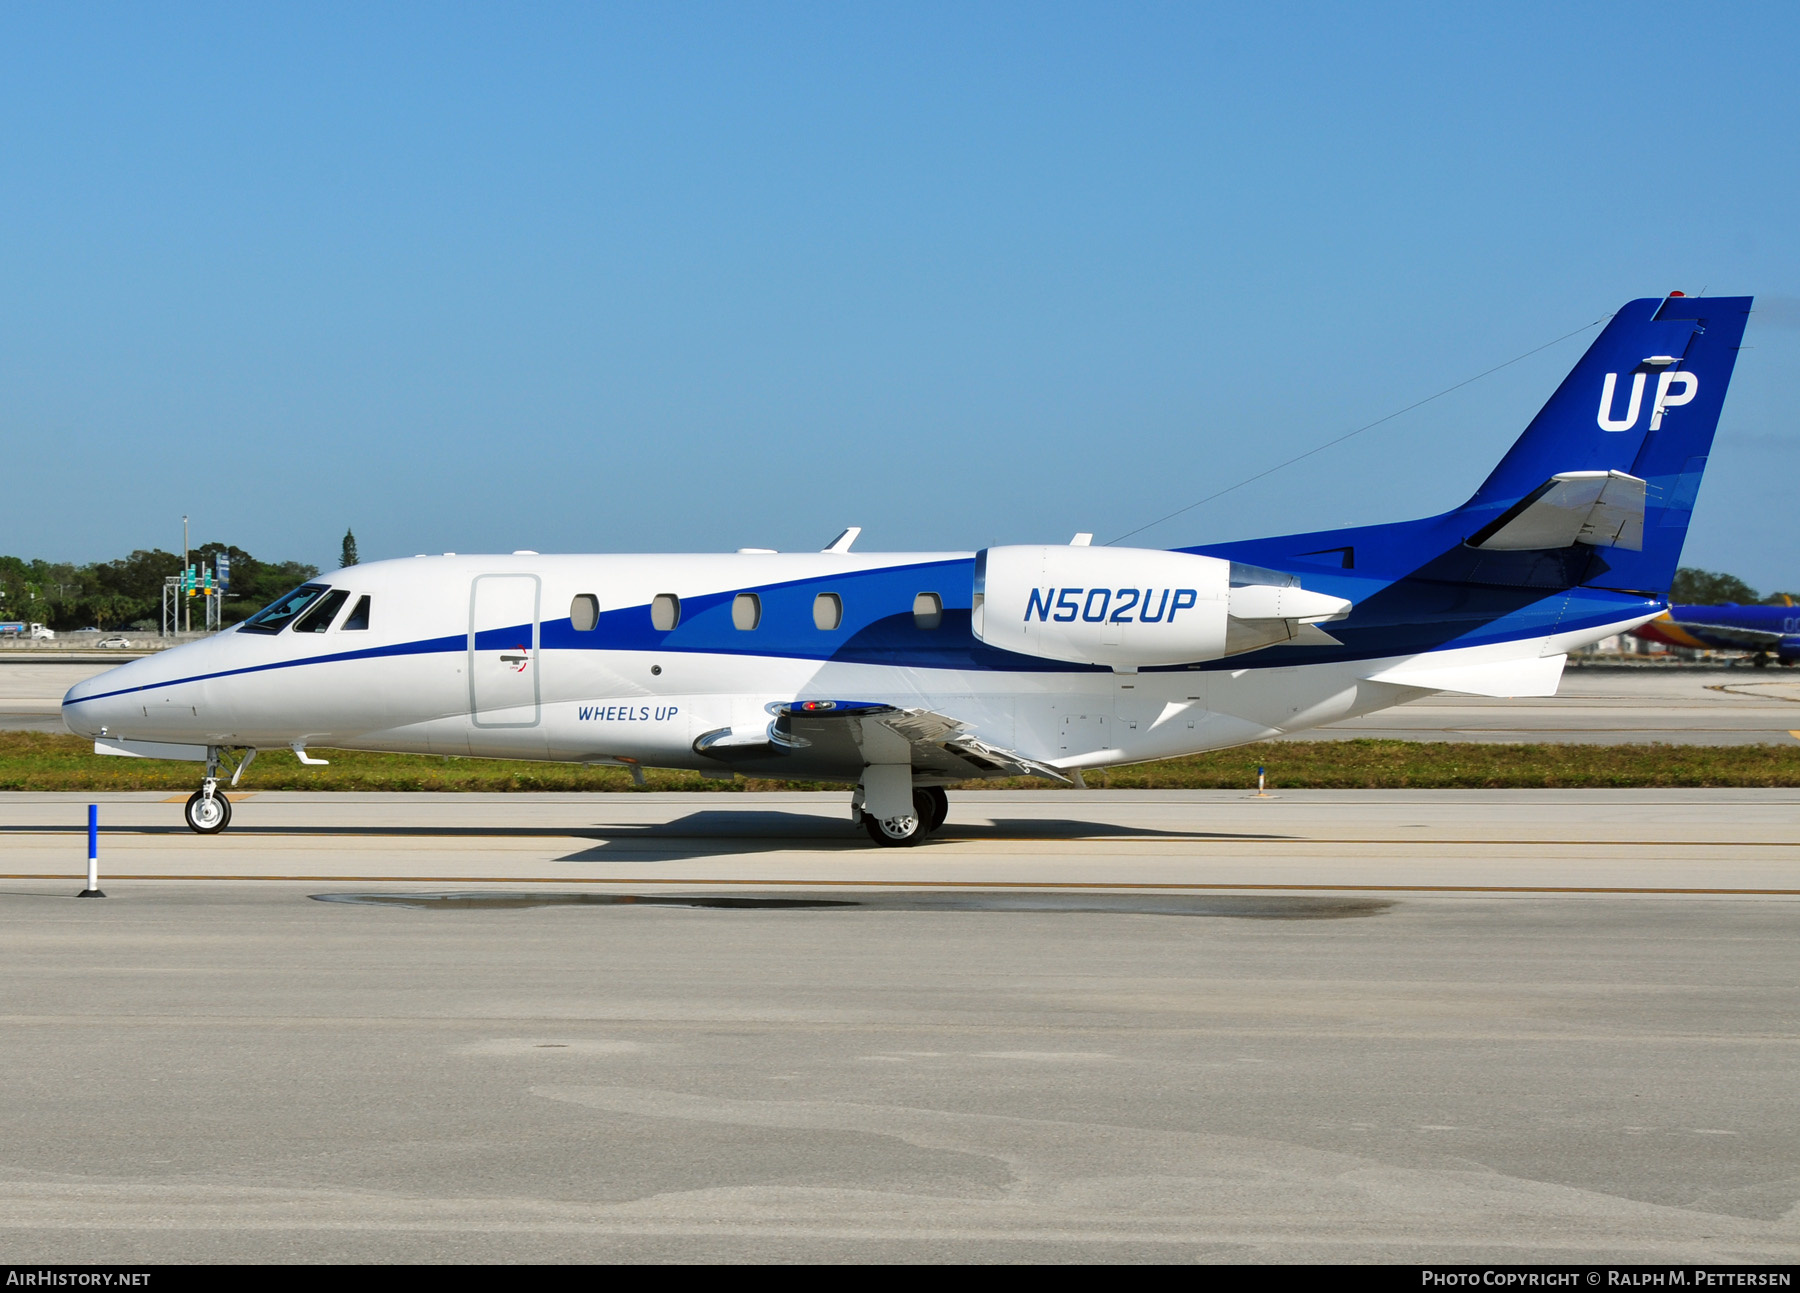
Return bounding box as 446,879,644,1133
62,547,1661,777
1635,604,1800,664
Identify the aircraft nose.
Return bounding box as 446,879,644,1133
62,674,123,738
62,656,161,739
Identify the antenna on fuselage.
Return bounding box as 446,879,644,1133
822,527,861,553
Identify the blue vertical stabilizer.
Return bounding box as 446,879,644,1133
1458,294,1751,594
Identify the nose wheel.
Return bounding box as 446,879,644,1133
184,747,238,834
185,787,232,834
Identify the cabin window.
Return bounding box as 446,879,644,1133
813,592,842,631
651,593,681,632
732,593,762,630
239,584,328,634
294,589,350,634
341,595,372,631
570,594,599,632
913,592,942,630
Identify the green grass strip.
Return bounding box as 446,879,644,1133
3,730,1799,791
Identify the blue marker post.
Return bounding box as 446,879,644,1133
1250,764,1277,800
77,803,105,898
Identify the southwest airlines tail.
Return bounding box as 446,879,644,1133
1455,294,1752,595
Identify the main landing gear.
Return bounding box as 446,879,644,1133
861,786,950,847
184,746,254,835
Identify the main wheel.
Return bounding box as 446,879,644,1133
920,786,949,834
862,787,942,847
185,790,232,834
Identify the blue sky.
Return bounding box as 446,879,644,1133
3,3,1796,589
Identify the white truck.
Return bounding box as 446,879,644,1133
0,622,56,640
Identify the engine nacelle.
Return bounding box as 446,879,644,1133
972,545,1231,668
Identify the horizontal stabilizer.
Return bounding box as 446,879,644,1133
1467,471,1645,552
1364,653,1566,698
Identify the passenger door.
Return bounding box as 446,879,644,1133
469,574,541,727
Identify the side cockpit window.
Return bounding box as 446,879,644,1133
341,595,372,631
239,584,329,634
294,589,350,633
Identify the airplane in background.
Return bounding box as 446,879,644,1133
1634,600,1799,666
62,294,1752,842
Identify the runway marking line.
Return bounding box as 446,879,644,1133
3,875,1798,896
1710,683,1800,703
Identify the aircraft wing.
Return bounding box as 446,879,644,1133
1466,470,1646,552
694,702,1073,783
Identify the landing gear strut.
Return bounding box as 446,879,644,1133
861,786,949,847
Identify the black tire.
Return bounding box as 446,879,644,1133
920,786,949,834
185,790,231,834
862,787,941,847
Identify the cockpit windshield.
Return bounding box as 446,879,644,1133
238,584,329,634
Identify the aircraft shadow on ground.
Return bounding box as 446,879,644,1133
554,810,1297,862
0,813,1297,853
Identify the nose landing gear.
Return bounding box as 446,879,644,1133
184,746,254,835
185,787,231,834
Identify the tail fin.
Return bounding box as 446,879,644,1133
1460,294,1751,595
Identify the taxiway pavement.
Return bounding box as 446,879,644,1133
2,788,1799,892
1289,666,1800,746
1,790,1797,1262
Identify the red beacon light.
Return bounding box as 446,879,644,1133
1668,290,1686,297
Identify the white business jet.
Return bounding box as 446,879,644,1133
63,294,1748,843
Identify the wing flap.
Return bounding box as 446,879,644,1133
694,702,1072,783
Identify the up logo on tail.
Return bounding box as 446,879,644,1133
1597,367,1699,432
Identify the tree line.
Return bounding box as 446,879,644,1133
0,545,320,632
1669,568,1799,607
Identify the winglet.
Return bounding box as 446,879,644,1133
822,527,861,553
